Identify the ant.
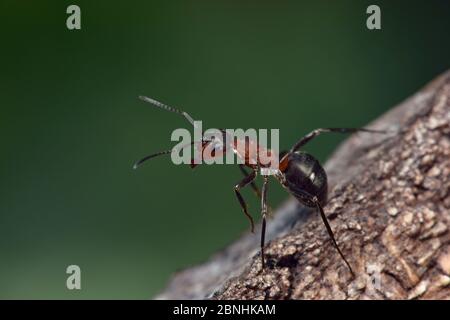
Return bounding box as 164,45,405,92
133,96,386,275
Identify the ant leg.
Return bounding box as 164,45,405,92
239,165,262,198
290,127,387,153
239,165,275,219
314,197,354,277
234,169,258,233
260,176,269,269
293,189,354,276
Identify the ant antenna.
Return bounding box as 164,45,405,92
133,150,173,169
139,96,196,127
133,140,209,169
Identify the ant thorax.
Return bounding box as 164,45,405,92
200,130,279,171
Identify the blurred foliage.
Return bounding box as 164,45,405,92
0,0,449,298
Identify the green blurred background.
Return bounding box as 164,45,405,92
0,0,449,299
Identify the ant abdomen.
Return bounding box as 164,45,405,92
282,151,328,206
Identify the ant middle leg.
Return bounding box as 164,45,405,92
234,168,258,233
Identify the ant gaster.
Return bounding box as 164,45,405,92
134,96,386,276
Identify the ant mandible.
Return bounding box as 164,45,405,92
133,96,386,276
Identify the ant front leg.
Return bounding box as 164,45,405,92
290,127,387,152
234,168,258,233
260,175,269,270
239,164,262,198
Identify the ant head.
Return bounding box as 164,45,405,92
279,151,328,205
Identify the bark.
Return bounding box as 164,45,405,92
156,71,450,300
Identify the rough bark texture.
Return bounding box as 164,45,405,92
156,71,450,300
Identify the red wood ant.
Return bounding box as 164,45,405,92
134,96,386,275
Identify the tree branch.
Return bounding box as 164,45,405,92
156,70,450,300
